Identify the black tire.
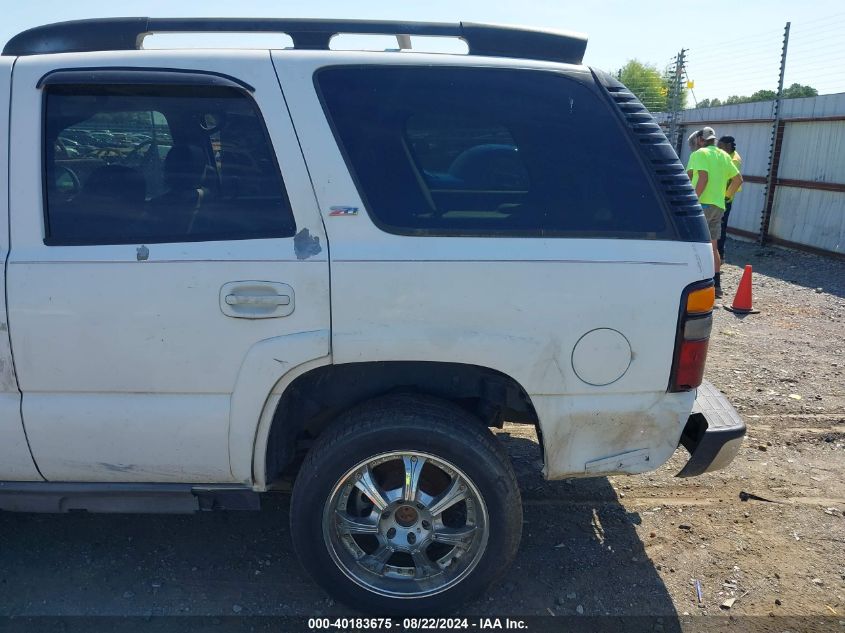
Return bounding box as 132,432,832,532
290,394,522,615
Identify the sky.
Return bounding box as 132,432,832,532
2,0,844,108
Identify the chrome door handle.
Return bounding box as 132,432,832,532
224,294,291,307
219,282,295,319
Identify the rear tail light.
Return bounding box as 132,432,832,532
669,282,715,392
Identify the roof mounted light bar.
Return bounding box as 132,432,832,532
2,17,587,65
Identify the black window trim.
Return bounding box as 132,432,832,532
37,67,255,92
314,63,679,240
41,68,297,247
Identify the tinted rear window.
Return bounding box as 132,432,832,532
317,66,670,238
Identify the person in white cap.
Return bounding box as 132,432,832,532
686,127,743,298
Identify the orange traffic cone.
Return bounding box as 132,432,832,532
725,265,760,314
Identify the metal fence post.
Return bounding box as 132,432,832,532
760,22,791,245
666,49,686,153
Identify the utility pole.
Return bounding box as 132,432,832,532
667,49,686,154
760,22,790,246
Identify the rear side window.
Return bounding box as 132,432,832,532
44,83,295,245
318,66,670,237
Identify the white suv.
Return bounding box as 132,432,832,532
0,18,745,613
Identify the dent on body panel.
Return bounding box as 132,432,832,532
98,462,138,473
335,323,551,394
529,336,567,392
49,459,221,482
48,454,231,482
535,392,694,479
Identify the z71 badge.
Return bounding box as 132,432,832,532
329,206,358,216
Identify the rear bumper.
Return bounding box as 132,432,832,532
676,380,745,478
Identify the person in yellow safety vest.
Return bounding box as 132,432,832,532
717,136,742,264
686,127,743,299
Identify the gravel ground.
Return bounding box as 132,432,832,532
0,238,843,628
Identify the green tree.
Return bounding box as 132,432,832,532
722,90,775,104
782,83,818,98
698,83,816,108
617,60,670,112
749,89,777,101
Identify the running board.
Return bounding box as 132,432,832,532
0,482,260,513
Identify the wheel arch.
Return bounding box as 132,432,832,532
256,361,539,487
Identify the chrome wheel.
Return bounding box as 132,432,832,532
323,450,489,598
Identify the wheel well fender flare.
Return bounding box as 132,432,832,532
228,329,330,484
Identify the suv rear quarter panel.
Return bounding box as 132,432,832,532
275,51,711,478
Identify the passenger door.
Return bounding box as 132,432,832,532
6,52,330,482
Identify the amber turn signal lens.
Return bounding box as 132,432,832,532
686,286,715,314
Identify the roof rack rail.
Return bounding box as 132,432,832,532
2,17,587,65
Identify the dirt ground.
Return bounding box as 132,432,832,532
0,238,843,628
